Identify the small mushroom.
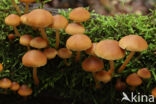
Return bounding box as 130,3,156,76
0,63,3,72
66,34,92,62
126,73,142,87
22,50,47,85
0,78,12,94
5,14,21,37
19,34,32,50
85,43,97,56
52,15,68,48
137,68,151,79
19,0,35,14
10,82,20,92
118,35,148,72
11,0,21,15
57,48,72,66
18,84,32,99
65,23,85,35
8,34,15,41
152,87,156,98
30,37,48,49
43,48,57,60
115,79,126,91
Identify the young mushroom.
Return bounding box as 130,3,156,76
57,48,72,66
0,63,3,72
5,14,21,37
51,15,68,48
137,68,151,79
8,34,15,41
19,0,35,14
66,34,92,62
43,48,57,60
18,84,32,99
10,82,20,92
0,78,12,94
19,34,32,50
11,0,21,15
118,35,148,73
115,79,126,91
30,37,48,49
85,43,97,56
22,50,47,85
95,40,125,75
152,87,156,98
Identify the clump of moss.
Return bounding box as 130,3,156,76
0,1,156,104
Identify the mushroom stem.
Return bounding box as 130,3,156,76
11,0,21,15
64,59,69,66
75,51,81,62
27,46,30,50
108,60,114,75
39,28,49,44
13,26,20,37
92,72,101,88
118,51,135,73
24,96,27,101
24,3,29,14
56,29,60,48
33,67,39,85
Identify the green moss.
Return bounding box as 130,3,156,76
0,1,156,104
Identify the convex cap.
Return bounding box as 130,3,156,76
57,48,72,59
126,73,142,87
52,15,68,29
43,48,57,59
18,85,32,97
5,14,20,26
30,37,48,49
0,78,12,89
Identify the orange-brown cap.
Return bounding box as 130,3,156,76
66,34,92,51
0,78,12,89
57,48,72,59
10,82,20,91
85,43,97,56
152,87,156,98
26,9,53,28
126,73,142,87
5,14,20,26
115,79,126,91
43,48,57,59
0,63,3,72
18,85,32,97
95,70,112,83
8,34,15,41
69,7,90,22
52,15,68,29
119,35,148,52
30,37,48,49
95,40,125,60
20,14,28,25
65,23,85,35
137,68,151,79
20,0,35,3
20,34,32,46
82,56,104,72
22,50,47,67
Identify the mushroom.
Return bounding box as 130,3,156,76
115,79,126,91
11,0,21,15
5,14,21,37
0,63,3,72
66,34,92,62
22,50,47,85
126,73,142,87
118,35,148,73
20,14,28,25
0,78,12,94
10,82,20,92
18,84,32,99
52,15,68,48
19,0,35,14
152,87,156,98
95,40,125,75
19,34,32,50
85,43,97,56
57,48,72,66
8,34,15,41
69,7,90,22
22,9,53,43
43,48,57,60
137,68,151,79
30,37,48,49
65,23,85,35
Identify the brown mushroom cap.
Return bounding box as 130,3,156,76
52,15,68,29
95,70,112,83
18,85,32,97
57,48,72,59
66,34,92,51
25,9,53,28
10,82,20,91
137,68,151,79
115,80,126,91
20,14,28,25
69,7,90,22
65,23,85,35
22,50,47,67
152,87,156,98
20,34,32,46
19,0,35,3
43,48,57,59
119,35,148,52
126,73,142,87
82,56,104,72
5,14,20,26
95,40,125,60
0,63,3,72
30,37,48,49
85,43,97,56
8,34,15,41
0,78,12,89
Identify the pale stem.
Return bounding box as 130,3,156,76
108,60,114,75
13,26,20,37
39,28,49,44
